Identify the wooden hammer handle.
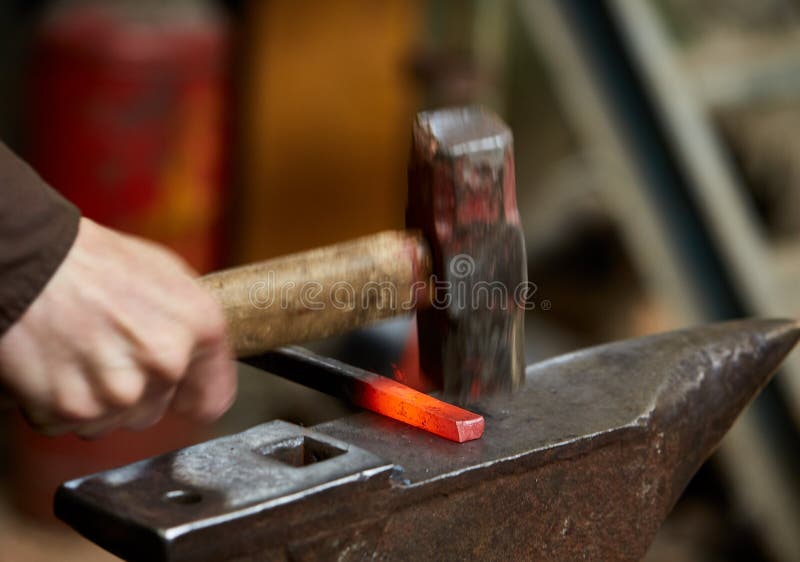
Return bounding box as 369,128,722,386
200,230,431,357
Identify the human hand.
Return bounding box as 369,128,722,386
0,218,236,437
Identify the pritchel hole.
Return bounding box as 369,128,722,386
257,436,346,467
163,489,203,505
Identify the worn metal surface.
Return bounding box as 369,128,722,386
407,106,527,401
56,319,800,561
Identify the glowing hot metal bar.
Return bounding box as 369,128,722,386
245,347,484,443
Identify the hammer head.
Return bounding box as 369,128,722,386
407,106,526,403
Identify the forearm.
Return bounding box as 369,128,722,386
0,142,80,335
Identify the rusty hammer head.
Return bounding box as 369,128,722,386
407,106,527,403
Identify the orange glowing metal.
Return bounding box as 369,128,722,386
355,375,484,443
249,347,484,443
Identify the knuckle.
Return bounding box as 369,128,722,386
104,374,146,408
137,327,193,383
52,386,103,422
80,328,107,353
148,345,191,383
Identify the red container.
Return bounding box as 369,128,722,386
27,0,228,271
14,0,229,521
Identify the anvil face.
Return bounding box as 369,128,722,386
55,319,799,562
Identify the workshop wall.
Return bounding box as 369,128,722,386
233,0,419,262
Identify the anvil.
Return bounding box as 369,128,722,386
55,319,800,561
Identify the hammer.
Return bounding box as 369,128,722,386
201,106,527,401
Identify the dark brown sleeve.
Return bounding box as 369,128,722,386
0,142,80,336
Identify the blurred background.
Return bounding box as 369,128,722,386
0,0,799,560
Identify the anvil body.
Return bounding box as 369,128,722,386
55,319,800,561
